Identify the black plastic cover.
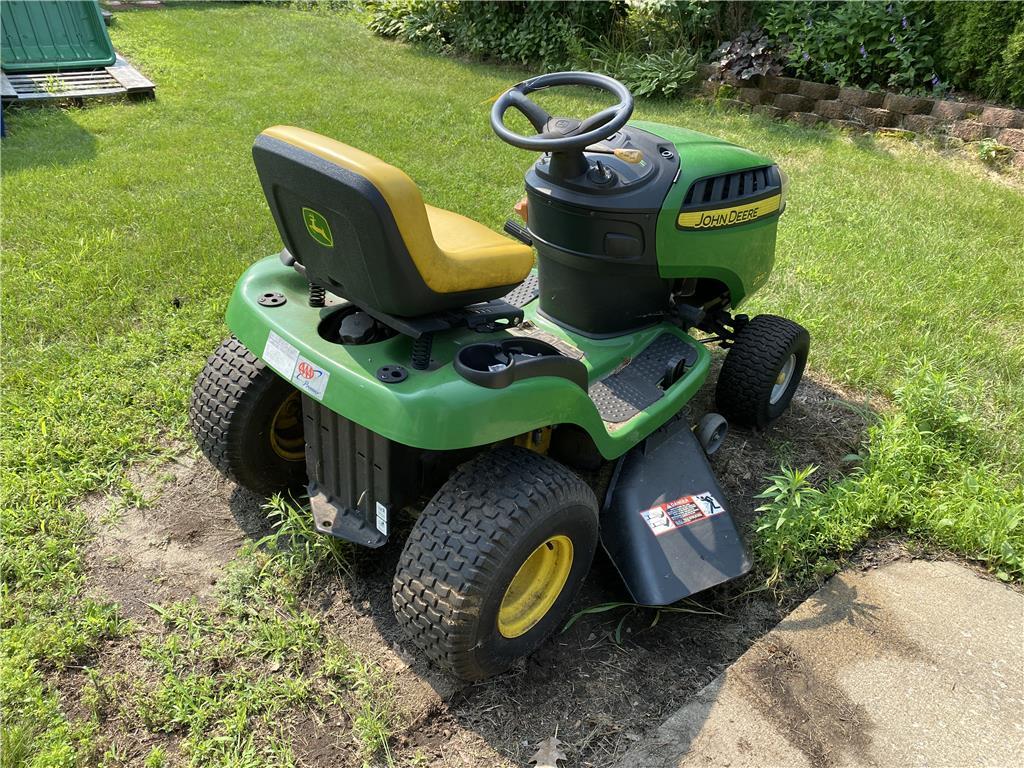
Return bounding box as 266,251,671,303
302,395,418,547
523,127,680,335
601,417,752,605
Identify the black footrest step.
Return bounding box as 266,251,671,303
589,334,695,423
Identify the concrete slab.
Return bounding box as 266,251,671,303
617,561,1024,768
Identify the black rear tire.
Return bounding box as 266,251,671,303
189,337,307,497
715,315,810,430
393,447,598,681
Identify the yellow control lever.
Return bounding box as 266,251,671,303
613,148,644,164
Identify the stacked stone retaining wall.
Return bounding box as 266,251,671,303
701,72,1024,170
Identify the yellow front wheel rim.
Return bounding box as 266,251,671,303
498,535,574,639
269,391,305,461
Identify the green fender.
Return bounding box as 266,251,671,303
226,257,710,459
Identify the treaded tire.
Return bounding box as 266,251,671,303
393,446,598,681
715,314,810,430
189,337,307,497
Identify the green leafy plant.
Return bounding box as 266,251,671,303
753,465,840,586
288,0,352,13
761,1,941,93
588,41,700,99
753,363,1024,587
623,49,701,99
974,138,1014,168
364,1,756,97
365,0,454,51
259,494,351,580
564,599,724,644
605,0,756,59
365,0,621,68
42,74,66,96
142,746,167,768
933,1,1024,108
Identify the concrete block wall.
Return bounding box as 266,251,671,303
705,72,1024,171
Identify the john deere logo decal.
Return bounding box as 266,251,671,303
302,207,333,247
677,194,782,231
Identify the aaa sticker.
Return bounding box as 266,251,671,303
291,355,330,400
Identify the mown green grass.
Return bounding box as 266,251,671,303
1,3,1022,764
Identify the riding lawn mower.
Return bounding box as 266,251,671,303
190,72,809,681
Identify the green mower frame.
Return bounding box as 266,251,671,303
191,72,809,680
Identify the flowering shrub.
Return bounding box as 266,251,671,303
762,0,942,93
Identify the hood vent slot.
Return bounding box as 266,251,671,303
682,165,781,209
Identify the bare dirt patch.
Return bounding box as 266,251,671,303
79,369,873,766
84,453,271,622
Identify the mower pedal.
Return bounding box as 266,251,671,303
589,334,693,423
600,416,751,605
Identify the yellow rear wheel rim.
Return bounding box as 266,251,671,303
269,391,305,461
498,535,574,639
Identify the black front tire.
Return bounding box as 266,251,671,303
393,447,599,681
189,337,307,497
715,314,810,430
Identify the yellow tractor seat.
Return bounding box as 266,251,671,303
253,126,534,317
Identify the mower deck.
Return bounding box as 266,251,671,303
227,256,711,460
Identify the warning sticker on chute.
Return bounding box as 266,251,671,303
640,492,725,536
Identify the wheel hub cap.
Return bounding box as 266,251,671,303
498,535,573,639
770,354,797,405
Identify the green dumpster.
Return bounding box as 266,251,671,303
1,0,115,73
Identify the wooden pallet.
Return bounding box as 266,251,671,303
1,54,154,103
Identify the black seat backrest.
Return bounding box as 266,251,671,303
253,129,513,317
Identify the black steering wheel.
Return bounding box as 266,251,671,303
490,71,634,152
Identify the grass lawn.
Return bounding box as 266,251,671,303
1,3,1022,765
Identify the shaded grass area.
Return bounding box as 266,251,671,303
0,3,1021,764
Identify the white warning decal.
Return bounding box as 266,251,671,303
375,501,388,536
263,331,300,377
640,492,725,536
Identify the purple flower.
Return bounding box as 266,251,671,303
931,75,941,87
890,33,896,43
902,16,908,29
806,17,813,28
859,44,867,58
802,51,810,62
